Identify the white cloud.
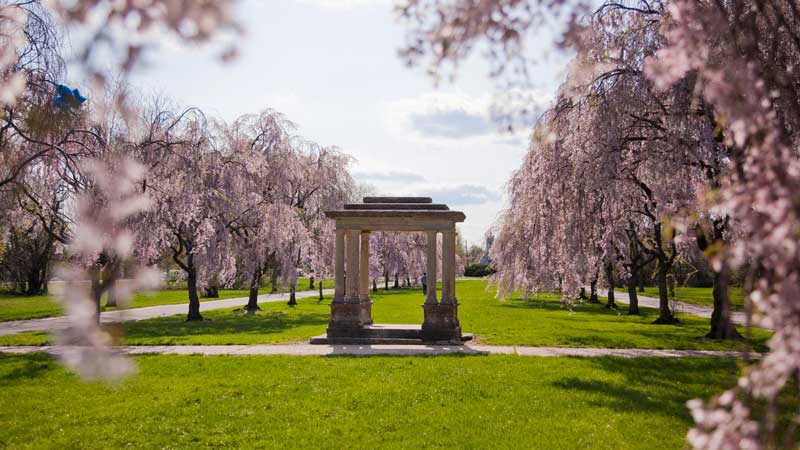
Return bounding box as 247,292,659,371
384,92,494,140
420,184,502,206
383,90,551,141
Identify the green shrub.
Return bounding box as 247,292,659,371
464,263,496,277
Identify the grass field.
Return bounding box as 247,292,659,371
616,286,746,311
0,277,323,322
0,280,771,351
0,353,742,449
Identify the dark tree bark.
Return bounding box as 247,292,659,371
706,268,742,339
393,273,399,289
384,270,389,290
627,277,640,315
186,263,203,321
588,277,600,304
243,267,263,312
578,287,587,300
89,265,103,321
318,279,323,301
652,262,678,324
202,286,219,298
697,220,742,339
636,218,678,325
287,278,297,306
373,279,378,292
172,244,203,321
270,268,279,294
605,262,616,309
25,266,47,295
309,275,315,290
624,223,648,315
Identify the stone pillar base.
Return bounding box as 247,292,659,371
359,300,373,325
421,302,461,343
327,302,364,336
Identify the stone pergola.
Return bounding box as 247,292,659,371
310,196,469,344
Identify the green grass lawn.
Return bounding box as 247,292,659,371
0,277,324,322
616,286,746,311
0,280,771,351
0,352,743,449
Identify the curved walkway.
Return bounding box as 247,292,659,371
0,343,757,358
0,289,334,336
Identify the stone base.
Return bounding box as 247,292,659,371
327,302,364,334
421,302,461,343
311,324,473,345
359,300,373,325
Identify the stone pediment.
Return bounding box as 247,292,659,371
325,197,465,231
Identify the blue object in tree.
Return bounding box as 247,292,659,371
53,84,87,108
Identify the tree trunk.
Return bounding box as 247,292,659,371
652,264,677,324
384,271,389,290
393,273,399,289
318,279,323,301
578,287,587,300
638,274,645,293
287,278,297,306
405,275,411,287
627,277,640,315
90,266,103,323
244,268,262,312
588,278,600,304
270,268,279,294
706,267,743,339
202,286,219,298
604,262,616,309
25,268,46,295
373,279,378,293
309,275,315,290
186,263,203,321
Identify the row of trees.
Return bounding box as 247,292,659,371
396,0,800,446
490,2,740,335
0,1,464,327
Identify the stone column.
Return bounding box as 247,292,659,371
425,230,438,304
328,228,365,335
421,227,461,344
333,229,345,303
441,229,456,304
359,231,373,324
346,229,361,304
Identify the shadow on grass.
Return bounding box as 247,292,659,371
326,348,491,358
122,310,330,340
0,353,54,384
552,357,740,419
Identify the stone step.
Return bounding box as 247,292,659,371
309,332,474,345
309,335,425,345
361,324,422,339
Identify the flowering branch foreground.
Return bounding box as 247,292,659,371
399,0,800,447
1,0,466,380
56,158,158,379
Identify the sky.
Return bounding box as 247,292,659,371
100,0,571,247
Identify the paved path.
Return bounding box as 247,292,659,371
0,344,757,358
607,289,763,328
0,289,334,336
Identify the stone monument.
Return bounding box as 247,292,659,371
309,196,471,345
